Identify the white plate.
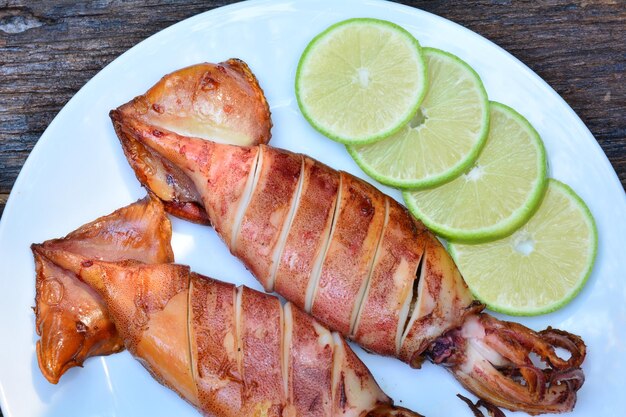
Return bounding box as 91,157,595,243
1,1,625,416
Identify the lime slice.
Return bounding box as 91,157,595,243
449,179,598,316
403,102,547,242
295,18,427,145
347,48,489,188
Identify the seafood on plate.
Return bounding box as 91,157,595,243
33,198,422,417
110,64,587,414
113,59,272,225
32,196,173,383
33,59,272,383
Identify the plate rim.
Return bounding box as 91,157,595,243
1,0,625,415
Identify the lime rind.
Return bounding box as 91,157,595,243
347,47,490,188
524,179,597,314
449,179,598,316
403,101,548,243
295,18,428,145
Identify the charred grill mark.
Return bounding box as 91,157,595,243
308,394,320,412
75,321,87,333
351,183,374,218
152,103,164,114
342,180,375,251
339,372,347,410
350,197,389,337
305,169,342,313
425,257,443,299
199,72,218,91
234,286,244,394
402,255,423,338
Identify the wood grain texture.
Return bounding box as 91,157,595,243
0,0,623,407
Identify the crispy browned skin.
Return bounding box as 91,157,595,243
32,255,121,385
31,196,174,384
113,124,477,361
234,147,303,289
352,199,426,357
274,157,340,310
37,240,423,416
111,59,272,224
112,118,587,414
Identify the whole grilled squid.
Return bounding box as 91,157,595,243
108,60,586,415
33,198,421,417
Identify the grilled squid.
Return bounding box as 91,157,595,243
32,196,173,383
109,60,587,414
33,59,273,383
114,59,272,224
33,199,422,417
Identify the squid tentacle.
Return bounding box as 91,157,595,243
481,316,586,370
457,394,506,417
429,314,586,415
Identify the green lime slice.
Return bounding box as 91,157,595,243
403,102,547,242
449,179,598,316
295,18,427,145
347,47,489,188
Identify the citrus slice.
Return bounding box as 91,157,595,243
449,179,598,316
348,47,489,188
295,18,427,145
403,102,547,242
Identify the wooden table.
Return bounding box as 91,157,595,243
0,0,623,413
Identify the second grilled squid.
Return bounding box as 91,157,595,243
33,197,422,417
